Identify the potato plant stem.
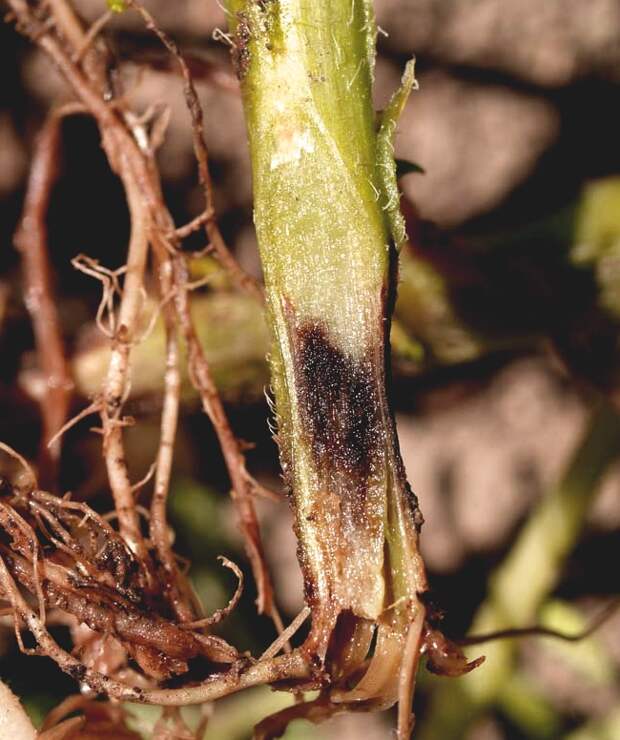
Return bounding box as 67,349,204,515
226,1,427,719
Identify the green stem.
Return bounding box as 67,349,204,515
226,0,426,712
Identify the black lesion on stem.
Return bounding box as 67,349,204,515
294,321,385,507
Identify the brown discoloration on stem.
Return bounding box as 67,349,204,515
294,322,385,505
274,302,424,635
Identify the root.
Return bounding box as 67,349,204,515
180,556,244,629
127,0,264,302
13,108,77,486
2,0,300,723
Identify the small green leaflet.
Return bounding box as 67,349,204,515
376,59,417,250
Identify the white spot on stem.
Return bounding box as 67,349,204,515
270,128,315,169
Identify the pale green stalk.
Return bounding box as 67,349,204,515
226,0,426,717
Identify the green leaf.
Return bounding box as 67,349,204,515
376,58,417,249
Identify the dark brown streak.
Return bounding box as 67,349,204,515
294,321,385,514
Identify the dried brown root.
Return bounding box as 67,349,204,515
0,488,239,675
126,0,264,302
149,245,193,624
0,471,316,717
0,542,311,707
151,707,204,740
9,0,277,625
260,606,311,661
125,0,278,625
457,598,620,647
253,694,347,740
421,625,485,678
39,717,85,740
180,556,244,630
13,106,79,487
